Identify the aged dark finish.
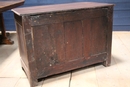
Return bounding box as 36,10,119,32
0,0,24,44
12,2,114,87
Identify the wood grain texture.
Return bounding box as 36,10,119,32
64,20,83,62
82,18,91,59
91,17,107,55
32,23,65,76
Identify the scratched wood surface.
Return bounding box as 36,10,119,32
0,32,130,87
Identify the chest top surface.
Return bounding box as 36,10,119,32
12,2,114,16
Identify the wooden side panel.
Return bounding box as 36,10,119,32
22,16,38,87
82,19,91,59
64,21,83,62
15,22,29,67
48,24,65,64
91,17,107,55
32,23,65,76
33,25,51,68
14,14,29,68
103,6,113,66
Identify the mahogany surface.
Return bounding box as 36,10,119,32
12,2,114,87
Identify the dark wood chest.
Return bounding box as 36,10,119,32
12,2,114,87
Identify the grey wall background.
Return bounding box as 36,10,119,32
3,0,130,31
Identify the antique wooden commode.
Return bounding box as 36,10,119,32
12,2,114,87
